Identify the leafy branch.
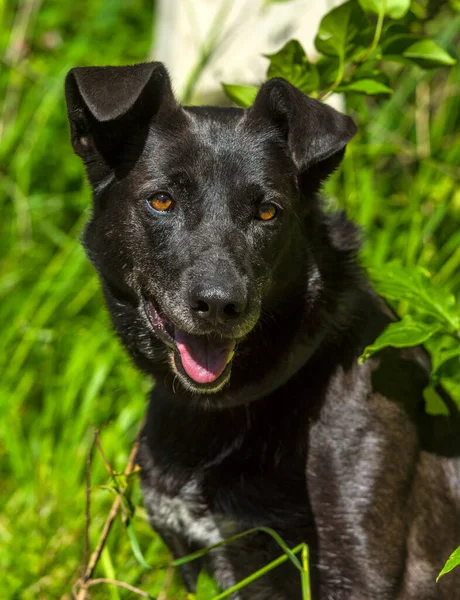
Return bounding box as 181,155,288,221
359,262,460,388
72,425,151,600
223,0,455,107
357,263,460,580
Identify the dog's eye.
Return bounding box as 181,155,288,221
257,203,278,222
148,193,174,213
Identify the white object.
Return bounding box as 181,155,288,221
153,0,343,103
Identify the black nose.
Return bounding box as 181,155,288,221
189,280,247,324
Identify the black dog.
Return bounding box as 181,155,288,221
65,62,460,599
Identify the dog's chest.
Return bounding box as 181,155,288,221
139,445,313,556
142,476,235,548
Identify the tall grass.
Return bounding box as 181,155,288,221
0,2,181,598
0,1,459,598
327,8,460,292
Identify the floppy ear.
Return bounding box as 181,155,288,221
65,62,176,182
249,78,357,177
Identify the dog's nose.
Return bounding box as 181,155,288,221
189,280,247,324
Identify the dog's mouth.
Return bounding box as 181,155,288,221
146,299,236,391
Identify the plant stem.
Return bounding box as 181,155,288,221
86,578,154,598
301,544,311,600
174,525,303,572
320,0,387,100
74,433,141,600
371,0,386,53
211,543,305,600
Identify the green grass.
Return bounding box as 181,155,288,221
327,10,460,284
1,1,459,598
0,2,177,598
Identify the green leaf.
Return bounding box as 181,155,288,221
221,84,258,108
383,22,413,36
350,61,391,86
359,316,441,363
316,56,341,88
336,79,392,95
432,346,460,380
347,32,380,62
126,522,152,569
437,545,460,581
314,1,369,59
423,386,449,417
381,34,421,56
402,40,456,68
265,40,319,95
358,0,410,19
196,571,220,597
433,350,460,384
383,55,421,67
367,262,460,331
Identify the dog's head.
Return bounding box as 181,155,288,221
65,62,356,401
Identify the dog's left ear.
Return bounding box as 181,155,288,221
249,78,357,175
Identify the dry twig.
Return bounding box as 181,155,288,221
73,428,142,600
85,578,154,598
83,428,99,578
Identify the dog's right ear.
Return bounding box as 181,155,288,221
65,62,175,181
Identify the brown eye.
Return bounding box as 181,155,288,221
258,203,278,221
148,193,174,212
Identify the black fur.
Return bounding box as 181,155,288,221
65,62,460,599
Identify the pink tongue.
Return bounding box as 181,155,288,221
175,331,235,384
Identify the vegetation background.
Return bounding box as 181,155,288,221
1,0,459,598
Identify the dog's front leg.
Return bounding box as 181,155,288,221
157,527,203,593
